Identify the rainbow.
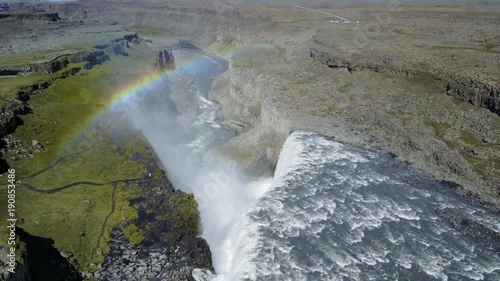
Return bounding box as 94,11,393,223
59,46,235,154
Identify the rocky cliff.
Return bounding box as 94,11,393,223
0,12,60,22
62,2,272,45
310,47,500,115
154,47,175,71
4,251,32,281
212,44,500,210
93,182,212,281
0,32,213,280
0,58,68,76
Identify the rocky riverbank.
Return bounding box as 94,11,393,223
89,177,212,281
211,5,500,212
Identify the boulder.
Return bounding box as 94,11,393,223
154,47,175,72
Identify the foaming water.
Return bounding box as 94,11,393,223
240,131,500,281
127,48,274,278
129,48,500,281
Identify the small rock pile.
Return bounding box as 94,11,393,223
93,230,200,281
0,135,43,161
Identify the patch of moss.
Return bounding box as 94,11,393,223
133,26,169,37
459,130,484,147
154,169,166,180
205,35,217,47
423,119,450,138
218,38,236,53
224,146,255,163
233,57,256,68
0,47,88,67
423,120,495,181
338,81,353,93
123,224,144,244
168,193,200,235
0,73,52,100
13,184,114,272
249,102,262,118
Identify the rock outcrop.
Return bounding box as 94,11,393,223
16,81,52,105
3,250,32,281
95,180,212,281
0,100,29,138
154,47,175,71
72,50,110,70
59,67,81,78
446,78,500,115
2,228,82,281
436,208,500,250
310,47,500,115
64,4,271,45
0,58,68,76
108,33,140,57
0,12,60,22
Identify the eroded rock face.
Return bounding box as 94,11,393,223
111,42,128,56
1,12,60,22
310,42,500,115
72,50,110,70
59,67,81,78
1,249,32,281
0,58,68,76
0,100,30,138
0,59,68,76
446,79,500,114
154,48,175,72
95,180,212,281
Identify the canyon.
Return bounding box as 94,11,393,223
0,0,499,280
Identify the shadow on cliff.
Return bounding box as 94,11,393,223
16,227,83,281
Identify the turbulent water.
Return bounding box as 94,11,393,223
223,131,500,281
132,48,500,281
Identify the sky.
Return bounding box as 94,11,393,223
34,0,499,3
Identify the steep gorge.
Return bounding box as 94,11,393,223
63,1,500,210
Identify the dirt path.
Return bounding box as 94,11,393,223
19,177,143,194
93,182,118,260
20,141,101,181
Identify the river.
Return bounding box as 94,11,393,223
131,47,500,281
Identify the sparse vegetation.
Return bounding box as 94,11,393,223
123,224,144,244
156,193,199,232
133,26,169,37
217,38,236,53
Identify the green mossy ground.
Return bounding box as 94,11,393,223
123,224,144,244
132,26,169,37
0,45,169,274
0,47,88,67
153,192,200,237
0,73,52,100
168,193,200,235
217,38,236,53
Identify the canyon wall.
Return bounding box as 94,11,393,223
61,2,500,210
62,3,272,45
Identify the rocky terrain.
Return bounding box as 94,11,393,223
0,0,499,280
0,4,212,280
59,0,499,260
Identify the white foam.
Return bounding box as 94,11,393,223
193,269,217,281
272,133,305,184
